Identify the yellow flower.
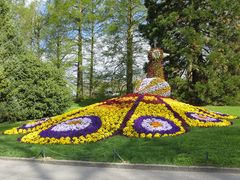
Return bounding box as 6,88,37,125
154,133,161,138
146,134,153,138
140,133,146,138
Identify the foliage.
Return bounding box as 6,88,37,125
103,0,147,94
0,53,72,122
0,0,23,58
7,0,149,99
11,1,44,58
140,0,240,105
44,0,75,69
0,1,72,122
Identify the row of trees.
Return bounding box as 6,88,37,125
14,0,147,100
0,0,148,121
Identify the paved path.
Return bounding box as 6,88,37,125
0,159,240,180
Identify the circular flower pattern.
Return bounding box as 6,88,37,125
51,118,91,132
211,111,228,117
21,118,49,130
133,116,181,135
39,116,102,138
186,112,221,122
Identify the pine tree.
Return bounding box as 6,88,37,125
12,1,44,58
140,0,240,105
0,0,22,60
86,0,103,97
44,0,74,69
104,0,146,94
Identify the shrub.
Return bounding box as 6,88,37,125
0,54,72,122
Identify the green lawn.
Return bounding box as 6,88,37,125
0,105,240,167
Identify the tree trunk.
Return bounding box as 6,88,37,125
89,1,94,97
56,35,61,68
89,27,94,97
35,27,41,59
76,3,83,102
126,0,133,94
187,60,193,84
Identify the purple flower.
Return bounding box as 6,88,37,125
133,116,181,135
39,116,102,139
186,112,222,122
19,117,50,130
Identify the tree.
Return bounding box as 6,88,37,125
86,0,104,97
0,0,23,59
104,0,146,94
44,0,74,69
12,1,44,58
89,0,95,97
140,0,240,105
0,1,72,122
65,0,105,100
63,0,86,102
44,0,104,100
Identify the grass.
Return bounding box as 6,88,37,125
205,106,240,116
0,103,240,167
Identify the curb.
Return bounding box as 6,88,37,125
0,156,240,173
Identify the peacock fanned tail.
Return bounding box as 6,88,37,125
3,94,236,144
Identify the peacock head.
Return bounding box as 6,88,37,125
148,48,169,62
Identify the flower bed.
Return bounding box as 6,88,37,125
4,94,237,144
134,78,171,97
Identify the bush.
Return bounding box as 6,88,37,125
0,54,72,122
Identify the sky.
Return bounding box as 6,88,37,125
25,0,46,7
25,0,37,6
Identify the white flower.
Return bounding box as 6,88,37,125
25,121,44,128
141,118,172,132
51,117,92,132
138,78,156,91
191,113,217,122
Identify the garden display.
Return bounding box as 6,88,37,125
4,48,237,144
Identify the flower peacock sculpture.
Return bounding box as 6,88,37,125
134,48,171,97
4,48,237,144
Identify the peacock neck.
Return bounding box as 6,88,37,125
146,60,165,79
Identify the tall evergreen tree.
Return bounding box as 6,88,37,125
44,0,74,69
12,1,44,58
104,0,146,94
140,0,240,105
86,0,103,97
0,0,22,59
65,0,87,102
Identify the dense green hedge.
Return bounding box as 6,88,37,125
0,54,72,122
